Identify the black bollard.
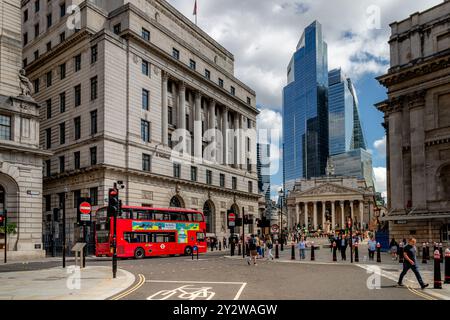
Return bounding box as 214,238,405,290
354,242,359,263
445,248,450,284
231,242,235,256
399,243,404,263
376,242,381,263
332,241,337,262
275,243,280,259
425,243,430,260
281,238,284,252
219,242,222,251
197,248,199,260
291,244,295,260
246,244,250,257
439,243,443,264
192,248,194,260
422,243,427,264
434,250,442,289
238,243,242,256
311,242,315,261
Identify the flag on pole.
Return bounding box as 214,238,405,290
193,0,198,25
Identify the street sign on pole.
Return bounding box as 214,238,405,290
228,212,236,228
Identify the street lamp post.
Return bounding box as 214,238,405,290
348,217,353,264
279,188,284,251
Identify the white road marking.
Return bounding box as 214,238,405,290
234,283,247,300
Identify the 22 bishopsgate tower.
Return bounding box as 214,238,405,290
283,21,329,191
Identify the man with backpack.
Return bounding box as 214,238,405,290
247,234,258,266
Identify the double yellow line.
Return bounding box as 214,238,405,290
406,285,437,300
110,274,146,300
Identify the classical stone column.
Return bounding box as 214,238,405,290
331,201,336,230
161,72,169,146
304,203,308,228
207,98,216,162
340,201,345,228
359,201,364,230
313,201,318,230
194,91,202,160
350,201,354,220
222,107,228,165
233,113,239,167
388,101,404,211
322,202,326,229
295,203,300,227
178,82,186,151
409,92,426,209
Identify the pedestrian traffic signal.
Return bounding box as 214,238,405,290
107,188,119,217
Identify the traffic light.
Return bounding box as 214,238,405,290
0,214,4,227
107,188,119,217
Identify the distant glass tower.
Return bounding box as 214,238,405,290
328,68,373,187
257,143,271,202
282,21,329,191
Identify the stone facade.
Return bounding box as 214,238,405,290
21,0,259,249
376,0,450,245
0,0,50,260
286,176,376,233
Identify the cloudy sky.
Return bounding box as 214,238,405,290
168,0,443,200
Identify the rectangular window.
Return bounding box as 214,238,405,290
172,48,180,60
23,59,28,68
204,69,210,80
74,84,81,106
247,137,251,152
46,41,52,52
46,71,52,87
60,2,66,17
247,97,251,105
218,78,224,87
173,163,181,178
46,99,52,119
74,151,80,170
189,59,196,70
247,158,251,172
59,92,66,113
34,23,40,38
35,0,40,12
186,114,190,132
59,155,65,173
142,154,151,172
90,187,98,206
248,181,253,193
230,86,236,96
34,78,39,93
142,89,149,110
24,9,28,22
113,23,121,35
90,147,97,165
191,166,197,182
220,174,225,188
59,122,65,145
74,54,81,72
90,76,98,101
47,13,52,29
73,190,81,208
0,115,11,140
59,32,65,43
34,50,39,60
74,116,81,140
90,110,98,135
91,45,98,64
142,28,150,41
142,60,149,76
247,118,251,129
232,177,237,189
206,170,212,185
45,159,51,177
23,32,28,46
168,106,173,125
168,133,173,149
45,194,51,212
60,63,66,80
141,119,150,142
45,128,51,149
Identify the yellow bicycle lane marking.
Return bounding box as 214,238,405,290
110,274,146,300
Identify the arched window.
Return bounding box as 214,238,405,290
203,201,214,234
169,196,183,208
439,164,450,200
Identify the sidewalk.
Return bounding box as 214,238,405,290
0,265,135,300
225,238,450,300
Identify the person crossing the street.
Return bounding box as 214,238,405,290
297,236,306,260
247,234,258,266
398,237,429,290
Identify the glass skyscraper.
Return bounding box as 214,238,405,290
257,143,271,202
283,21,329,191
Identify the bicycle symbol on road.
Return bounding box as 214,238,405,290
147,285,216,300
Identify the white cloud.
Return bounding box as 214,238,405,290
373,135,387,158
373,167,387,200
167,0,442,110
257,108,283,175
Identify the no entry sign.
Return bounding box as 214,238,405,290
79,201,92,222
228,212,236,228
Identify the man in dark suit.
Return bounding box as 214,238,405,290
340,235,348,261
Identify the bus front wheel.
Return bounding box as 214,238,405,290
184,246,192,256
134,247,145,259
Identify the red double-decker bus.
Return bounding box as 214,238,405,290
95,206,207,259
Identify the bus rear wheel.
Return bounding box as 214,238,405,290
184,246,192,256
134,247,145,259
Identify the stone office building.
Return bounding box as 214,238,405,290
376,0,450,244
0,0,50,260
21,0,259,249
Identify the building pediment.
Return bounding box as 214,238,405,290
294,183,363,197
